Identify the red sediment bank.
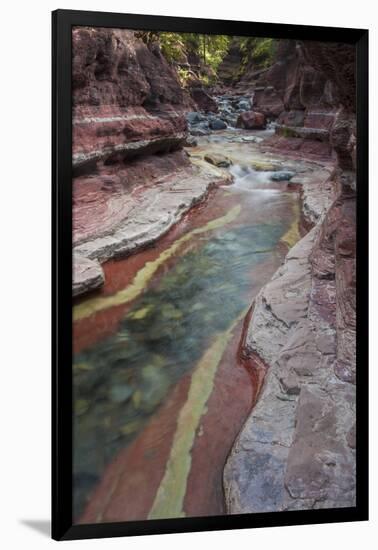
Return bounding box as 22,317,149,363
74,181,299,522
73,187,239,354
79,374,192,523
78,317,255,522
77,257,281,522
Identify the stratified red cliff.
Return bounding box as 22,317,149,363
72,28,229,296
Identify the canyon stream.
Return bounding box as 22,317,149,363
73,131,312,523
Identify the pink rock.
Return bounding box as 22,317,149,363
236,110,266,129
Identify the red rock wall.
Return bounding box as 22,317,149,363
72,27,192,172
259,37,357,428
225,39,357,513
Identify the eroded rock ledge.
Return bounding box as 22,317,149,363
223,33,356,515
72,28,230,297
224,166,356,512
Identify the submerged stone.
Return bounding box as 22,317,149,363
209,118,228,130
110,384,133,404
270,171,296,182
251,161,278,171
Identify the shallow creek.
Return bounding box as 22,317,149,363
73,135,305,522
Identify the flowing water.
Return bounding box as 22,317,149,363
73,140,303,522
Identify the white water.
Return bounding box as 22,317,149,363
228,164,282,193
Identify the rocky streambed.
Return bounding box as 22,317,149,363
72,28,356,524
72,127,342,521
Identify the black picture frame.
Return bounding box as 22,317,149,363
52,9,369,541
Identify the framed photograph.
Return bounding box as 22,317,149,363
52,9,368,541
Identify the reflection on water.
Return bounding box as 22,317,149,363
73,162,300,520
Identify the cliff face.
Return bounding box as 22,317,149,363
254,40,356,162
72,28,191,173
302,40,356,386
224,41,356,513
72,28,228,297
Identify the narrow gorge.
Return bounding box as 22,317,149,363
72,28,356,522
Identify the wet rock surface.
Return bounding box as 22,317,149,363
224,167,356,512
186,95,253,135
224,39,357,514
72,29,230,297
74,155,231,277
73,149,301,519
72,28,357,519
236,111,266,130
204,153,232,168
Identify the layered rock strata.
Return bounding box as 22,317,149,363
224,41,356,513
253,41,355,162
72,28,228,296
224,167,356,511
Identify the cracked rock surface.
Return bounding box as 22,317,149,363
224,168,356,513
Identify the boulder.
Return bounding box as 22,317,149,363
238,99,251,111
204,153,232,168
236,110,266,129
270,171,296,182
209,118,228,130
189,121,211,136
186,111,205,124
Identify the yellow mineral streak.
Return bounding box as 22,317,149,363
147,309,247,520
73,205,241,322
281,199,301,249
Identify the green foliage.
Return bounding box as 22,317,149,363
159,33,188,63
239,37,277,68
177,67,191,86
252,38,277,67
135,30,277,84
160,33,230,77
198,34,231,70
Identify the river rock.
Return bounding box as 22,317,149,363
109,385,133,404
225,212,355,511
270,171,295,182
186,111,206,124
204,153,232,168
276,125,329,142
236,111,266,129
238,99,251,111
209,118,228,130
